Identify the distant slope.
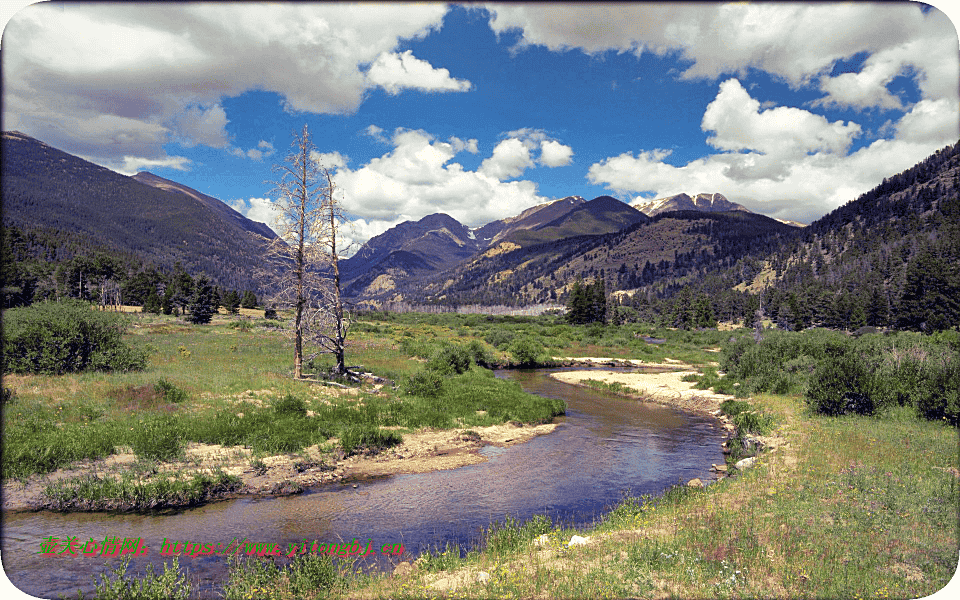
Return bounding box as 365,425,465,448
132,171,276,240
407,209,797,306
505,195,648,246
1,131,279,292
632,192,752,217
473,196,587,246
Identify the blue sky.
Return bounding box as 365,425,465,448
3,2,959,250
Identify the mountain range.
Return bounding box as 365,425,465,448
4,129,955,329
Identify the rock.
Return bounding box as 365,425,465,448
711,463,728,473
393,562,415,577
568,535,590,547
533,534,551,548
735,457,757,470
686,478,704,488
476,571,490,584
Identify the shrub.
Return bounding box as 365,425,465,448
154,379,188,404
509,336,545,367
403,369,445,398
2,300,147,374
805,350,879,416
466,338,493,367
484,327,516,350
913,351,960,425
425,343,472,375
273,394,307,417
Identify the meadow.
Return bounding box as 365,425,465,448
2,307,957,599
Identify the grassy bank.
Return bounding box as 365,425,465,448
1,310,568,509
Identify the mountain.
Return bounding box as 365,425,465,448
751,141,960,331
409,209,797,306
631,192,751,217
341,196,591,297
1,131,279,293
340,212,483,297
504,196,649,246
132,171,276,240
472,196,587,246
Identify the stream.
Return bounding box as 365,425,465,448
1,367,726,599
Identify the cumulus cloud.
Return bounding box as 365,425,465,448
539,140,574,167
480,138,535,180
484,3,958,108
172,104,231,148
2,3,456,170
230,197,279,231
326,128,549,243
479,129,573,178
587,82,956,223
367,50,472,94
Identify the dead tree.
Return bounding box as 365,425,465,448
267,125,352,379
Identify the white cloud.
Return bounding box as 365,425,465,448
367,50,472,94
310,150,349,170
587,81,956,223
329,128,548,243
539,139,574,167
230,197,279,231
701,78,861,181
172,104,231,148
117,154,192,175
2,3,454,169
480,138,535,180
484,3,958,109
449,136,479,154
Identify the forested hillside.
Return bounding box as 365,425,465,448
756,141,960,332
1,132,279,300
617,141,960,331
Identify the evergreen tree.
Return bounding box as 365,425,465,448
222,289,241,314
188,275,217,325
565,279,589,325
590,277,607,324
241,290,258,309
693,293,717,329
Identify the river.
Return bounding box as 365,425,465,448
1,367,726,599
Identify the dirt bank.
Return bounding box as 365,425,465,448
1,422,558,513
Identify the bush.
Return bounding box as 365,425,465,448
273,394,307,417
2,300,147,374
913,352,960,425
509,336,545,367
403,369,445,398
154,379,188,404
805,350,879,416
484,328,516,350
425,343,472,375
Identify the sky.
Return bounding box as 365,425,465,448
2,1,959,253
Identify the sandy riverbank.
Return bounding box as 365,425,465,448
1,421,558,512
549,362,733,417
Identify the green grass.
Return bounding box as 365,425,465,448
579,378,639,395
43,470,242,512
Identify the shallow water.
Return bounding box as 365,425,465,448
1,367,725,599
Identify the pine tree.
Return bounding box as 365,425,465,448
188,275,216,325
